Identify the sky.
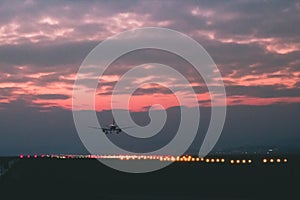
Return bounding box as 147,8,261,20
0,0,300,155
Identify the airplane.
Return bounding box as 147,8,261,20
89,119,134,134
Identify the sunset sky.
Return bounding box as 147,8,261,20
0,0,300,155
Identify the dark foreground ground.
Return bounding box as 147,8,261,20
0,155,299,199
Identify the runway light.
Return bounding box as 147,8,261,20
242,160,246,164
276,158,281,163
216,159,220,163
205,158,210,163
196,158,200,162
283,158,288,163
263,158,267,163
211,159,215,163
201,158,204,161
230,160,234,164
236,160,240,164
221,159,225,163
270,158,274,163
248,160,252,164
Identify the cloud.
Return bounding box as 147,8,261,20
36,94,70,100
132,85,173,96
294,81,300,88
0,0,299,110
226,85,300,98
0,41,97,69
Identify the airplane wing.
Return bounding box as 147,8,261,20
118,126,135,130
89,126,111,134
89,126,101,129
89,126,109,131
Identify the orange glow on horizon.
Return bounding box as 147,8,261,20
1,69,300,111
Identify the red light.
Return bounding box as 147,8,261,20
20,155,24,159
27,155,30,158
34,155,38,158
